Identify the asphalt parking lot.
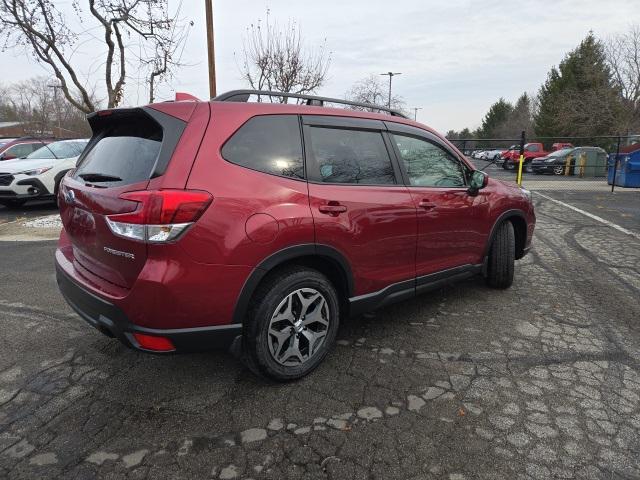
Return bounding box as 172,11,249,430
1,190,639,480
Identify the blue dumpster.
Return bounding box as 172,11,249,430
615,150,640,188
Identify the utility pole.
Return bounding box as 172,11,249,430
380,72,401,108
47,84,62,137
412,107,422,121
205,0,217,98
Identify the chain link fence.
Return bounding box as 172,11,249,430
449,134,640,192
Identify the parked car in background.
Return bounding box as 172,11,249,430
552,142,574,151
483,148,506,161
0,138,16,149
0,137,55,161
502,142,576,171
54,90,535,381
0,139,88,208
501,144,519,160
531,147,607,176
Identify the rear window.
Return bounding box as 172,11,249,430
75,115,162,186
221,115,304,179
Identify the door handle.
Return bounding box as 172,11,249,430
418,199,437,210
318,203,347,215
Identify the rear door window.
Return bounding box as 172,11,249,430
75,114,162,186
221,115,304,179
306,127,396,185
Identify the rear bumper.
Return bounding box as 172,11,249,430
55,260,242,353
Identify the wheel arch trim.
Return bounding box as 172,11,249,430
483,209,528,261
231,244,354,325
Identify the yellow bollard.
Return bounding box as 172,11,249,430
578,152,586,178
516,154,524,186
564,153,574,176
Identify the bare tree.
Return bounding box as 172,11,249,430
606,25,640,131
346,75,405,111
0,0,190,112
238,10,331,101
1,77,91,136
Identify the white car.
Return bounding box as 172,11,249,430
0,139,88,208
482,149,505,160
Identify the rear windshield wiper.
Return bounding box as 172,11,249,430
78,173,122,182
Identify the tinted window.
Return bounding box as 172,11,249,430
222,115,303,179
392,134,466,187
526,144,540,152
28,141,87,160
307,127,395,185
5,143,36,159
75,116,162,186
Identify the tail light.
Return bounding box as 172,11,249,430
105,189,212,243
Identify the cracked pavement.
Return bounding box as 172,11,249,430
1,192,639,479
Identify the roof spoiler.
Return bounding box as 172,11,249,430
175,92,200,102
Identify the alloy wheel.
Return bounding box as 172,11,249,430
267,288,330,366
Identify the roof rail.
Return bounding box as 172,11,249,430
213,90,410,119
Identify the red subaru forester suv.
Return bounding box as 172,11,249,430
55,90,535,380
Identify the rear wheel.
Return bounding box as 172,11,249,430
486,221,515,289
243,266,340,381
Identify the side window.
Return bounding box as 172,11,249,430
221,115,304,179
391,134,466,187
526,144,539,152
307,127,396,185
6,144,35,158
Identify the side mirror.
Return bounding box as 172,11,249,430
468,170,488,194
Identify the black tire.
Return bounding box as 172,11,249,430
553,165,564,176
486,221,515,289
0,199,27,209
243,266,340,381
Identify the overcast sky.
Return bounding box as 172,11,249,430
0,0,637,132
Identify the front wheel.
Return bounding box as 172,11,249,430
243,267,340,381
553,165,564,176
486,221,515,289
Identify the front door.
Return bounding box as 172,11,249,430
387,129,488,277
303,116,417,297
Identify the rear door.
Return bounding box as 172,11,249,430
303,116,417,296
58,105,203,288
386,124,488,277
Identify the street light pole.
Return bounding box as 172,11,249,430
380,72,401,108
412,107,422,121
205,0,217,98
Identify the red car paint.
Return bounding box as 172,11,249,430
55,96,535,353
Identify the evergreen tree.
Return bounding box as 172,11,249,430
534,32,625,138
478,98,513,138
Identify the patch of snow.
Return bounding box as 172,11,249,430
21,214,62,229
